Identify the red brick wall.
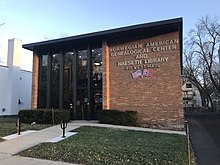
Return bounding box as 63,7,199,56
31,51,39,109
102,32,183,126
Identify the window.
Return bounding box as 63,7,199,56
186,83,192,88
63,52,74,109
92,48,102,88
38,54,48,108
51,53,61,108
78,50,88,87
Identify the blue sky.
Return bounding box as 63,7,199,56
0,0,220,70
1,0,220,44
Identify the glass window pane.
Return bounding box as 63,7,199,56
92,48,102,88
78,50,88,87
64,52,74,109
51,53,60,108
76,89,88,119
38,54,48,108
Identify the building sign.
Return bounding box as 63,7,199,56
109,38,179,78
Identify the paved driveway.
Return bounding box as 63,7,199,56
185,114,220,165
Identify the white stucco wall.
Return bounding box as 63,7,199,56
0,38,32,116
18,70,32,111
0,66,10,115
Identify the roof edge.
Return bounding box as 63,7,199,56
23,17,182,51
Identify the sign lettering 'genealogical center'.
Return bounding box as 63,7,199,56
109,39,179,71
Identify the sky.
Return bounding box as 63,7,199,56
0,0,220,70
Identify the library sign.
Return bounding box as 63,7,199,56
109,38,179,78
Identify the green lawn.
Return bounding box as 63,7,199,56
0,117,51,138
19,126,189,165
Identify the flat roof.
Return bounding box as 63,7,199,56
23,17,182,51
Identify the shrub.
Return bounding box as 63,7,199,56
18,109,70,124
98,109,137,126
184,107,213,114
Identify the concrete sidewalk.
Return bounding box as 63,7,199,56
72,120,185,135
0,121,185,165
0,124,80,165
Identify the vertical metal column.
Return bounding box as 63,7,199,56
46,52,52,108
59,51,64,109
87,45,92,120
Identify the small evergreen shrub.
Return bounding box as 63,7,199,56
98,109,137,126
18,109,70,124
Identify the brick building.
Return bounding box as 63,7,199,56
23,18,183,127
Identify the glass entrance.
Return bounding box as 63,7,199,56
63,52,74,110
76,89,88,119
90,91,102,119
38,46,102,120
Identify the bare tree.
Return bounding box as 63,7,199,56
45,32,68,41
184,15,220,110
58,31,68,38
183,49,214,109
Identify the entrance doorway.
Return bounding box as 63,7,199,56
90,91,102,120
65,47,102,120
38,47,102,120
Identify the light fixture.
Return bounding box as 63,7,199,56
94,62,100,66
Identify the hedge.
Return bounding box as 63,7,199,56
98,109,137,126
18,109,70,124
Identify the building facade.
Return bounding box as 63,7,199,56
182,81,202,108
23,18,183,126
0,39,32,116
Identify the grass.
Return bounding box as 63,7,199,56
0,117,51,139
19,126,190,165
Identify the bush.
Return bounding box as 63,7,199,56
18,109,70,124
98,109,137,126
184,107,213,114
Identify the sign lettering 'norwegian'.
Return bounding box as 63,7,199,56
109,38,179,70
110,39,179,57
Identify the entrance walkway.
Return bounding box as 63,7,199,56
0,120,185,165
